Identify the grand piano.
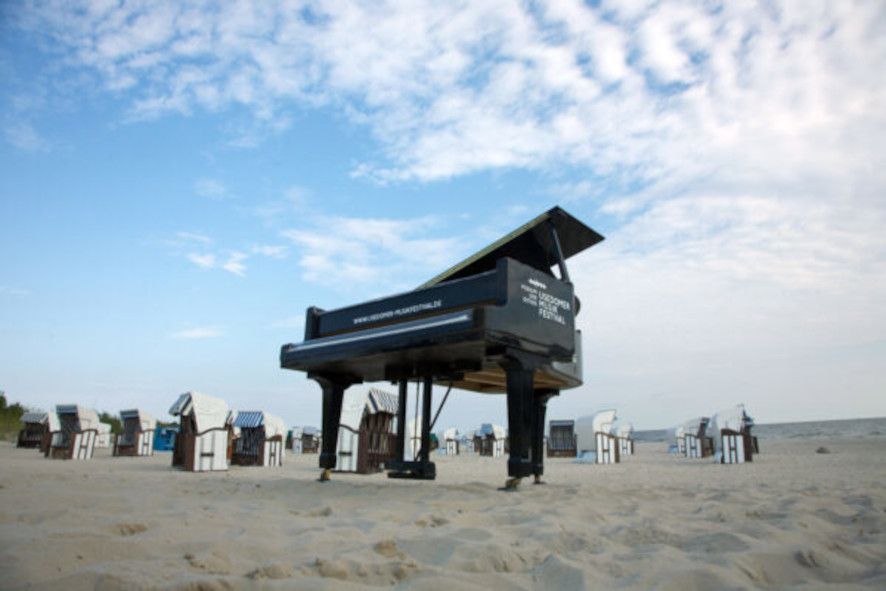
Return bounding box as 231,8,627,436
280,206,603,488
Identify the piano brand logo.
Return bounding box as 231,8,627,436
353,299,443,325
528,278,547,290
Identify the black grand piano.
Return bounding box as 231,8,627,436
280,206,603,488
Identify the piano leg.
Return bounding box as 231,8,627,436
386,376,436,479
395,379,408,462
531,390,557,484
313,375,351,481
420,375,433,466
502,355,539,490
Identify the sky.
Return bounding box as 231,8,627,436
1,0,884,432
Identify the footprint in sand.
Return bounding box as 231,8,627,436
414,515,449,527
373,539,405,559
246,563,294,580
184,550,233,575
309,506,333,517
313,557,417,584
114,523,148,536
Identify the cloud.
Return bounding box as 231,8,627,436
193,178,227,199
251,245,288,259
185,251,250,276
14,2,884,184
186,253,215,269
176,231,212,244
284,186,309,206
170,326,223,339
221,251,247,276
282,215,464,290
252,185,312,226
0,286,30,296
4,121,50,152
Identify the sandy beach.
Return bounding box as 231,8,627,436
1,437,884,590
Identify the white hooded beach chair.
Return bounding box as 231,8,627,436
473,423,505,457
231,411,286,467
17,411,49,449
674,425,686,455
709,405,756,464
114,409,157,456
291,426,303,453
290,426,320,454
403,412,424,461
443,427,460,455
614,422,634,457
95,422,113,449
682,417,713,459
460,434,474,454
48,405,100,460
169,391,231,472
335,388,398,473
575,410,619,464
43,411,60,455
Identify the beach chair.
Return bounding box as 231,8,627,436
95,422,113,449
674,425,686,455
709,405,756,464
473,423,505,457
335,388,398,473
290,426,320,453
547,419,577,457
17,411,49,449
574,410,619,464
113,409,157,456
682,417,713,458
169,391,231,472
614,422,635,456
153,426,178,451
443,427,460,455
291,426,303,453
231,411,286,467
47,405,100,460
303,426,320,453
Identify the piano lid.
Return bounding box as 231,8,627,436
418,206,604,289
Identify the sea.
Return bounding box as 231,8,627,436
633,416,886,442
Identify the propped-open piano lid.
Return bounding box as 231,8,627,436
418,206,604,289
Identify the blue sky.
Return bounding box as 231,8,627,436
1,1,884,431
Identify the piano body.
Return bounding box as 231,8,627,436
280,206,603,488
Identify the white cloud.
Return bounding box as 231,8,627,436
16,1,884,191
251,245,288,259
170,326,223,339
176,231,211,244
252,185,311,225
282,215,463,290
193,178,227,199
221,251,247,276
0,286,30,296
4,121,50,152
284,186,309,206
185,249,256,276
186,253,215,269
